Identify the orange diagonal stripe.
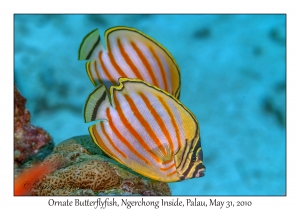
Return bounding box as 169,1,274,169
99,51,117,85
114,95,161,163
158,95,182,150
166,170,177,177
106,108,150,165
131,41,158,87
117,38,144,79
108,52,126,77
99,123,127,158
92,125,119,158
139,92,174,154
149,46,169,93
160,163,175,171
124,94,166,157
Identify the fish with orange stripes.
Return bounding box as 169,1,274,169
84,77,205,182
78,26,181,98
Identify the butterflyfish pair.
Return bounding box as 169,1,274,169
78,26,181,98
84,78,205,182
80,26,205,182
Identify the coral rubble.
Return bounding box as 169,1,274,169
32,135,171,196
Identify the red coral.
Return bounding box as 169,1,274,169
14,85,52,165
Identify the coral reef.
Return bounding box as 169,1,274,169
32,135,171,196
36,159,119,195
14,85,53,166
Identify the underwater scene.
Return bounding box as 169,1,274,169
14,14,286,196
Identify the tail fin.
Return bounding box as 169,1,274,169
78,28,104,61
83,85,111,123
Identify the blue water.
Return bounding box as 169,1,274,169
14,14,286,195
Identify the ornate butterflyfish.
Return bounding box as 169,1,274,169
84,77,205,182
78,26,181,98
